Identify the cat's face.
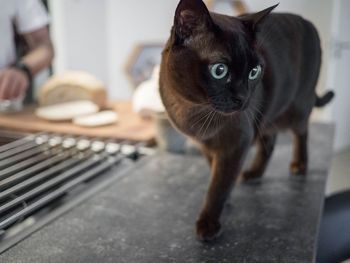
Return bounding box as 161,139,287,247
164,0,276,114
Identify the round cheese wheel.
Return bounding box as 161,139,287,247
35,100,99,121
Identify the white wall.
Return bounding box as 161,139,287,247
327,0,350,151
49,0,108,89
50,0,179,100
105,0,178,99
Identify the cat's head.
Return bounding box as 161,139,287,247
162,0,278,114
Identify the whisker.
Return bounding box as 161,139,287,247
248,109,267,152
198,110,213,137
202,110,216,138
190,107,212,129
250,101,279,132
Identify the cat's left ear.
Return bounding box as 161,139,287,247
173,0,214,44
239,4,279,32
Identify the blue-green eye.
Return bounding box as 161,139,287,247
210,63,229,80
249,65,262,80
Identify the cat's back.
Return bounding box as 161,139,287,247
256,12,322,126
257,12,321,58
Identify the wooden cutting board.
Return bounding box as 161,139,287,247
0,101,156,142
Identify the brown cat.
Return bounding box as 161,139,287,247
159,0,334,241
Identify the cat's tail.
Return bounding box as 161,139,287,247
315,91,335,107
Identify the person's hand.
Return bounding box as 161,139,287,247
0,68,29,100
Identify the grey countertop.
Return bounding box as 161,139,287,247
0,123,334,263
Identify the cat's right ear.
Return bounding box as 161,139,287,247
239,4,279,32
173,0,213,44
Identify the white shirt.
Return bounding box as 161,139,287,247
0,0,49,69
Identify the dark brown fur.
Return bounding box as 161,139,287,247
159,0,334,241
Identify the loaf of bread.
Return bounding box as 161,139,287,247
38,71,107,107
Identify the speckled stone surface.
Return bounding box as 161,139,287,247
0,123,334,263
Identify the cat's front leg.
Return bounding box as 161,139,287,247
196,148,249,241
242,134,277,180
201,147,214,167
290,129,308,175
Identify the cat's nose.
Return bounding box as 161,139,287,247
231,97,243,108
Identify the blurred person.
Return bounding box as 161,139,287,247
0,0,54,102
205,0,248,15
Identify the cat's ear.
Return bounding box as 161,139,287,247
239,4,279,32
173,0,213,44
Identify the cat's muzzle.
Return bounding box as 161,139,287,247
210,96,246,114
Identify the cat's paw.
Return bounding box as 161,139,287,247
290,162,307,176
241,170,263,181
196,218,221,242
